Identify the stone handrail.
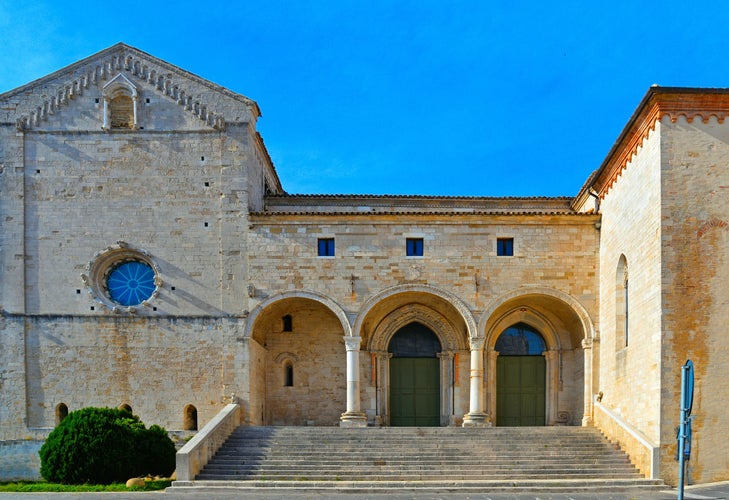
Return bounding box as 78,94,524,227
593,397,660,479
175,403,241,481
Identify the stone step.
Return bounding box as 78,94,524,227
205,459,634,467
181,425,662,494
171,478,665,493
197,469,643,478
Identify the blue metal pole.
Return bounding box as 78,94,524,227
677,363,688,500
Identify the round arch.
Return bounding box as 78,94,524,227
478,286,597,426
368,303,466,353
244,290,352,340
244,290,351,426
478,286,596,344
354,285,474,426
353,284,477,345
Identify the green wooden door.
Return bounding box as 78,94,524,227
390,357,440,426
496,355,546,426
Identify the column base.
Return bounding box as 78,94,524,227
340,412,368,427
582,416,593,426
462,412,492,427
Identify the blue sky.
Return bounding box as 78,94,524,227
1,1,727,197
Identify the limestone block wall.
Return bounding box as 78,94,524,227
597,125,663,444
18,128,249,316
0,128,26,313
248,214,600,315
21,316,237,433
659,116,729,483
0,317,27,439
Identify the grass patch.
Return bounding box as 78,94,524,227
0,480,171,492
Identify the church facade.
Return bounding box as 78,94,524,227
1,44,728,485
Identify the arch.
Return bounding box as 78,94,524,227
479,286,596,345
479,287,596,426
357,285,471,427
354,284,477,344
118,403,133,414
183,404,198,431
368,303,465,353
245,290,352,339
484,304,563,352
247,291,349,426
102,73,139,130
55,403,69,425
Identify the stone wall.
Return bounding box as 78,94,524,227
247,213,600,316
659,116,729,483
596,124,664,453
20,316,234,433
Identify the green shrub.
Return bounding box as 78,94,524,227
39,407,175,484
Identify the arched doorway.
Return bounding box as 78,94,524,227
388,322,442,426
495,322,546,426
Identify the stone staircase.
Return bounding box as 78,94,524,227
170,426,664,493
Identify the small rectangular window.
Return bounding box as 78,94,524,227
406,238,424,257
318,238,335,257
497,238,514,256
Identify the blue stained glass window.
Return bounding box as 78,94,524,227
106,261,156,306
495,323,546,355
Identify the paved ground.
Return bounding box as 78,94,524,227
0,482,728,500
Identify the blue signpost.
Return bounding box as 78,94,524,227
677,360,694,500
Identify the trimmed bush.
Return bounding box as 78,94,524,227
39,407,175,484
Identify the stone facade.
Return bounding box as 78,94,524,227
1,44,728,485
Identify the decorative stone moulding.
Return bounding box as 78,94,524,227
15,48,227,132
81,241,162,313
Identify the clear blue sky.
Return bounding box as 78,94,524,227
1,1,727,197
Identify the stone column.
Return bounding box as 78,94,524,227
340,336,367,427
438,351,454,426
102,96,110,130
374,351,391,426
132,95,139,129
462,338,490,427
486,350,499,422
543,350,559,425
582,337,593,426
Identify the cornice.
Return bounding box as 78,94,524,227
588,87,729,199
5,43,258,132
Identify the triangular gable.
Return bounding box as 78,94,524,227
3,43,260,132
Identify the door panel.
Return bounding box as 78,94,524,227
390,357,440,426
496,355,546,426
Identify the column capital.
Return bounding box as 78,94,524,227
343,336,362,351
469,337,486,350
543,349,559,360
